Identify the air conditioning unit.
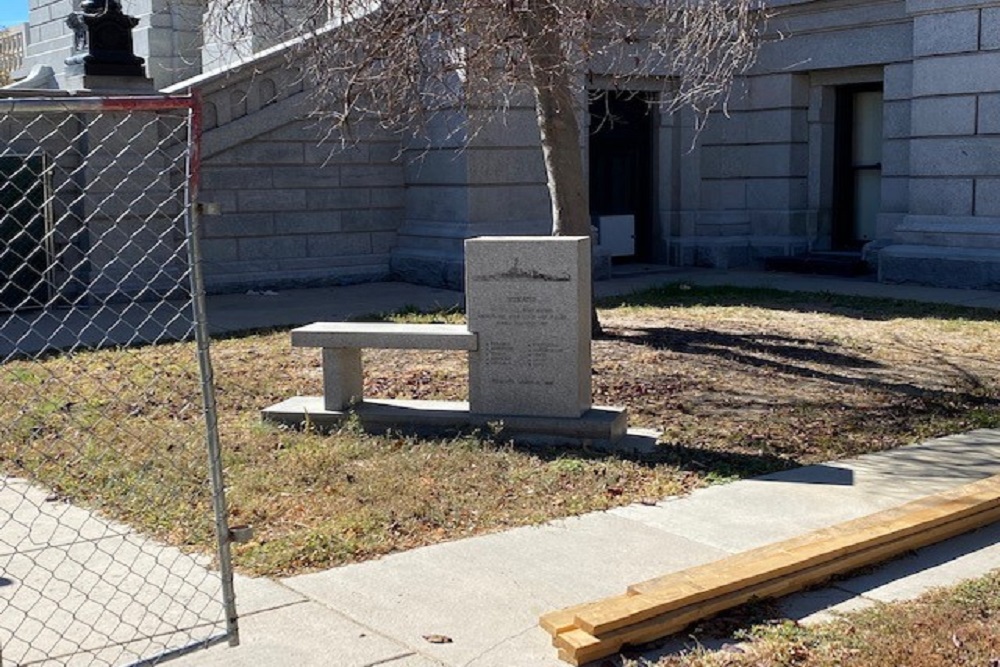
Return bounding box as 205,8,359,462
595,215,635,258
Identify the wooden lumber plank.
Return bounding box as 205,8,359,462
629,485,998,599
540,582,699,637
553,628,605,665
575,476,1000,636
557,647,590,666
539,490,990,635
556,648,576,666
553,504,1000,665
556,509,1000,664
540,596,629,636
586,505,1000,660
540,607,585,637
630,477,999,599
554,627,600,652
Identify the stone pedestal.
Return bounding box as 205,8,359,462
64,74,155,93
64,0,151,92
466,236,591,418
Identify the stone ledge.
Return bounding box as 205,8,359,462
879,244,1000,289
895,215,1000,247
390,250,466,290
261,396,632,448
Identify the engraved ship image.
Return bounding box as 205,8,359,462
472,258,571,282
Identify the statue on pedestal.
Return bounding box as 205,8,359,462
65,0,146,78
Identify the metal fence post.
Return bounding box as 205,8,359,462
184,91,240,644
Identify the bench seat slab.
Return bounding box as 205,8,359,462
292,322,478,351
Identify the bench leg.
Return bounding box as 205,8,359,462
322,348,363,411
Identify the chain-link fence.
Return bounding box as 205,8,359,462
0,95,237,665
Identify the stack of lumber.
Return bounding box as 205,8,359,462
541,474,1000,665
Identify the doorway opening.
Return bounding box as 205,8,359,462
832,83,883,250
589,90,655,262
0,155,50,311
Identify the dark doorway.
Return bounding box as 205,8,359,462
589,91,655,261
832,84,883,250
1,155,50,311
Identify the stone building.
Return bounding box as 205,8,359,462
0,23,28,85
5,0,1000,295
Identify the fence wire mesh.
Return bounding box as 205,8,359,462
0,96,236,666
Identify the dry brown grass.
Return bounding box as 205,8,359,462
2,285,998,577
592,286,1000,466
367,286,1000,469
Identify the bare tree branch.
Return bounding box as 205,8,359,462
203,0,766,331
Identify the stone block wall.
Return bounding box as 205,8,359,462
390,105,552,289
132,0,203,89
670,72,811,267
163,40,408,293
671,0,1000,288
201,0,308,72
878,61,914,250
664,0,914,270
1,107,189,304
20,0,75,84
880,0,1000,288
198,120,405,292
14,0,1000,292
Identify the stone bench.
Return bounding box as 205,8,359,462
291,322,478,410
264,237,635,448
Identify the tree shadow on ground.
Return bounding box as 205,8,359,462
601,325,995,401
597,283,1000,323
500,374,999,483
495,437,801,480
609,325,881,369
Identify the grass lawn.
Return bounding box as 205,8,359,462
1,284,998,578
631,569,1000,667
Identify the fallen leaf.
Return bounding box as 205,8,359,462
423,634,453,644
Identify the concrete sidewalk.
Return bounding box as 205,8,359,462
173,430,1000,667
201,266,1000,337
4,266,995,359
171,270,1000,666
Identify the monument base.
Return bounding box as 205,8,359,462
262,396,634,449
65,73,156,93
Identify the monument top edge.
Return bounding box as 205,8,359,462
466,236,590,243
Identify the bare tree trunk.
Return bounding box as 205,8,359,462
520,2,589,237
520,2,603,335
